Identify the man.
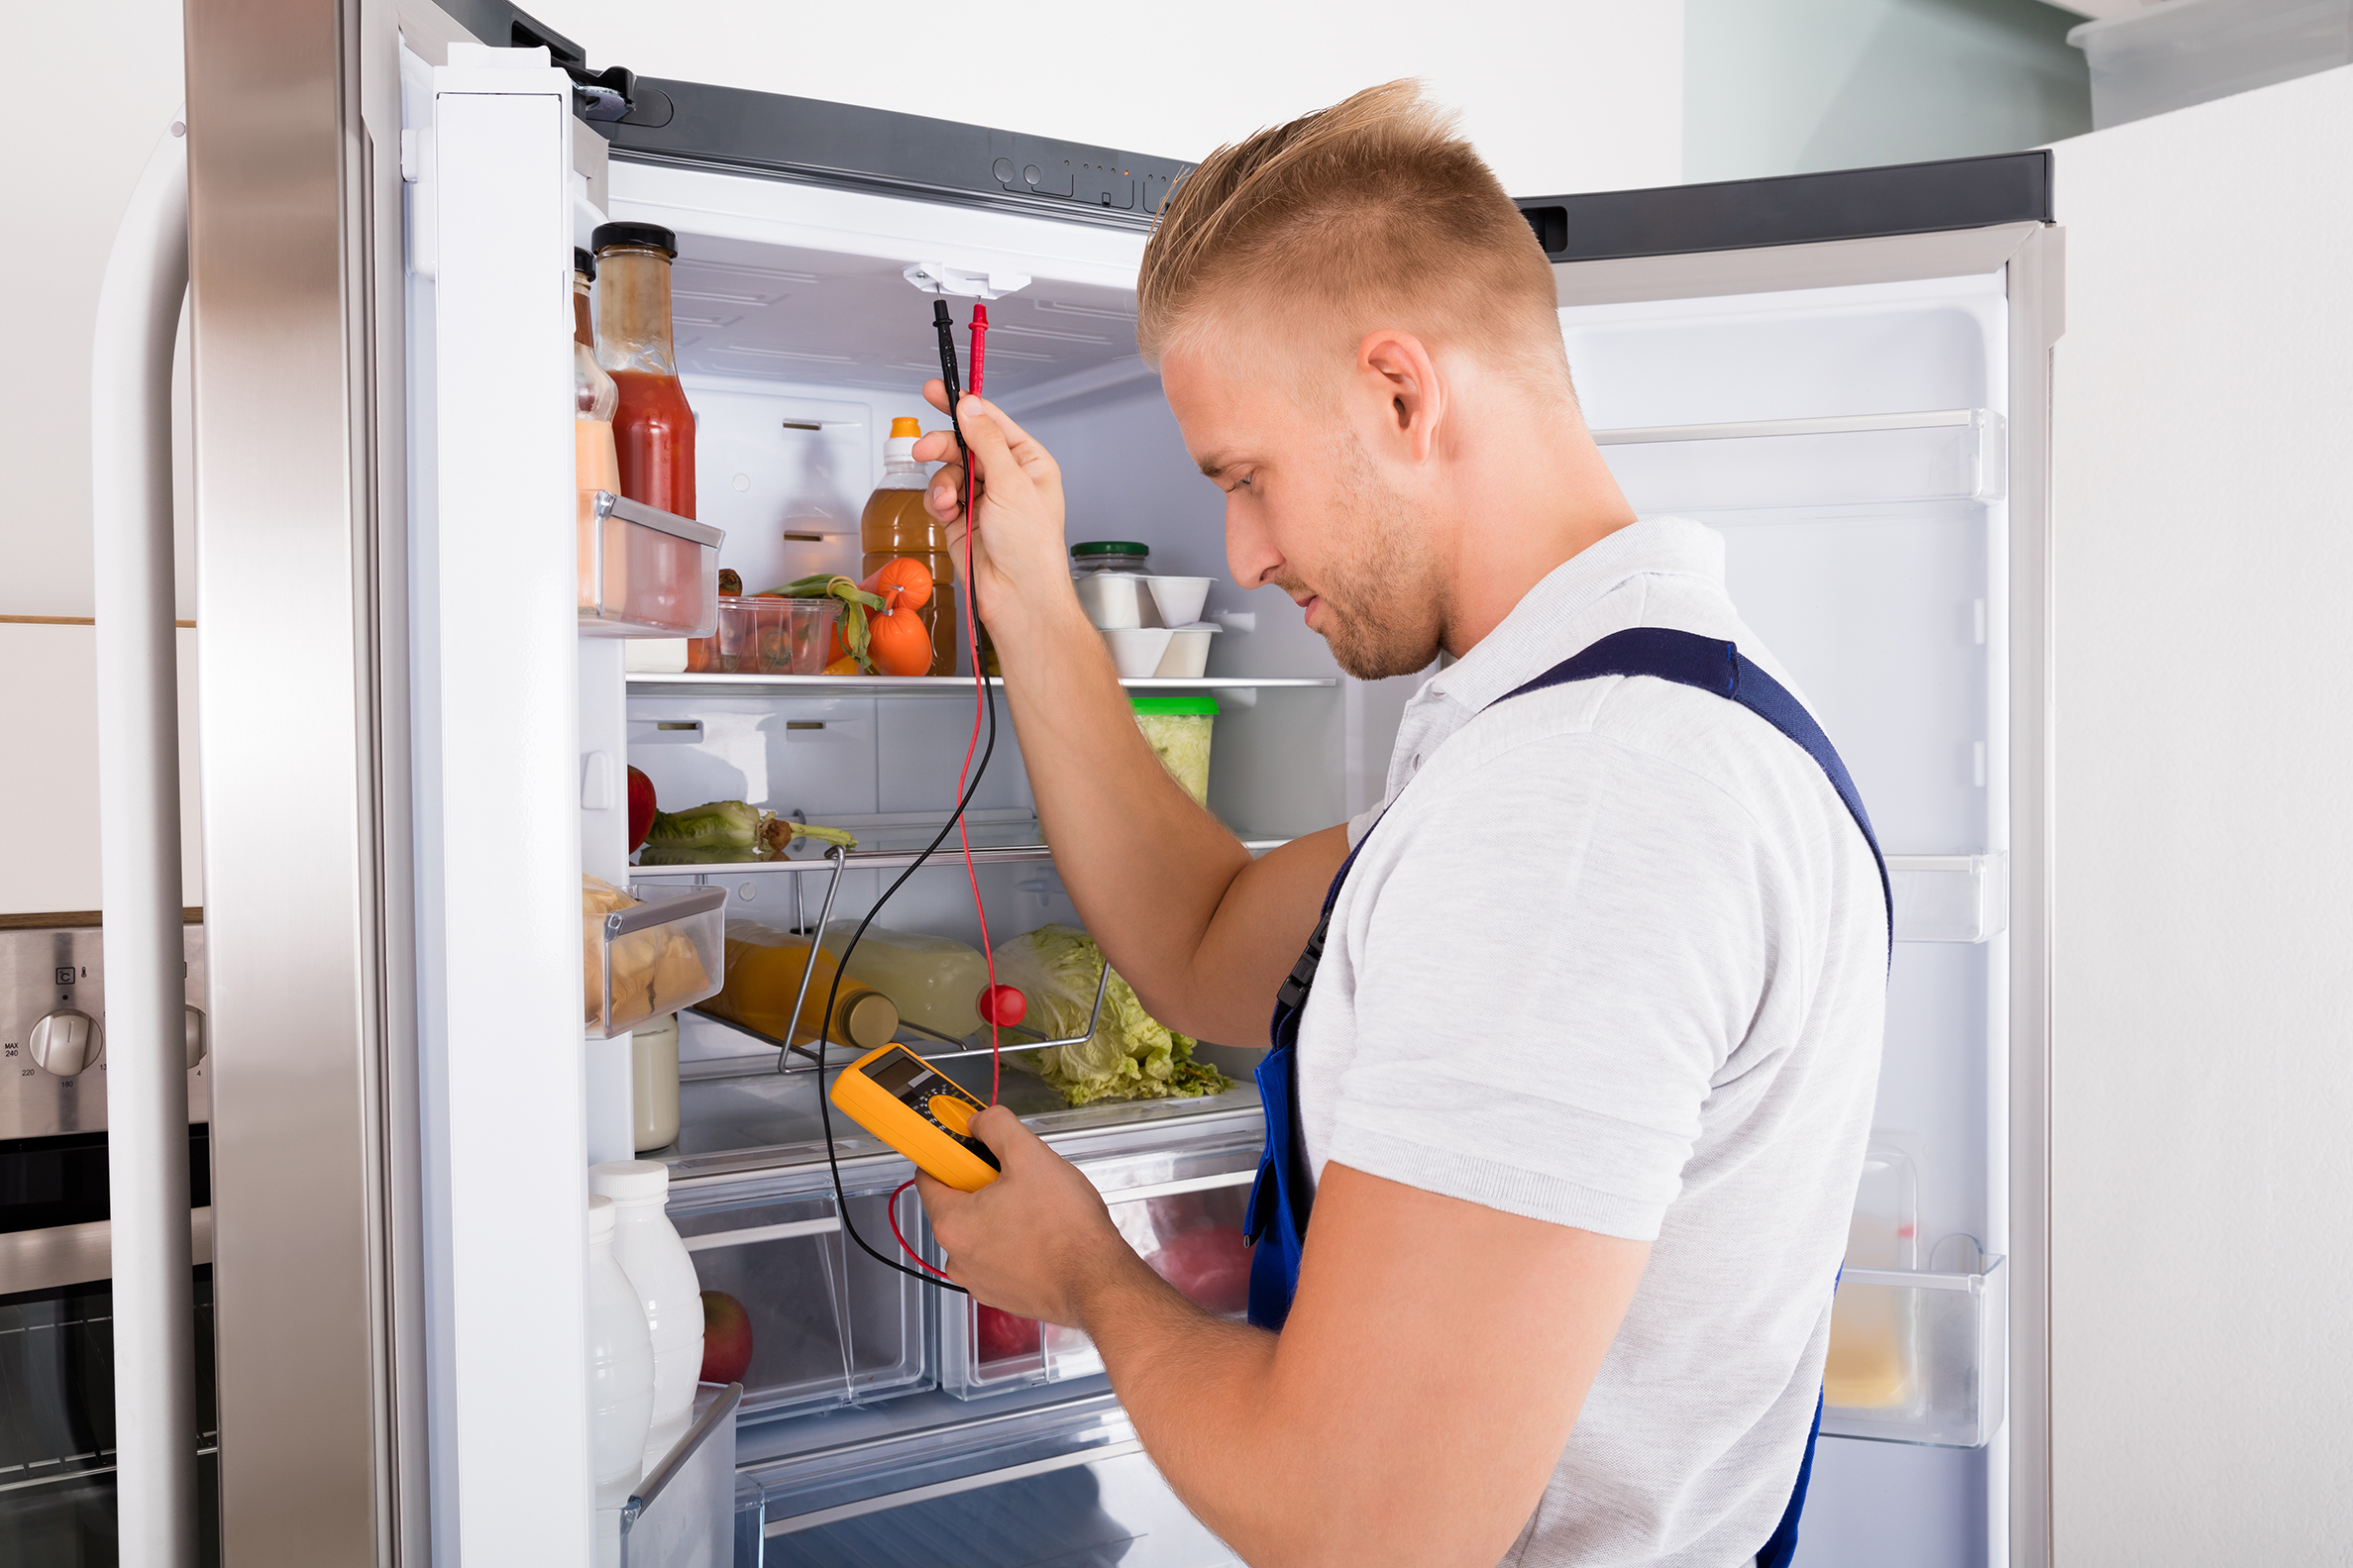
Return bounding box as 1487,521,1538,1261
909,80,1886,1568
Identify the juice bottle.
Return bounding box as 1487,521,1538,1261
860,417,960,676
592,222,696,520
574,248,622,614
701,923,901,1051
819,922,989,1041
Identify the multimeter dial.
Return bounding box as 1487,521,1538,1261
863,1049,1000,1170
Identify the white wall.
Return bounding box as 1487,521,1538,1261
522,0,1686,198
2,0,189,622
1685,0,2090,181
2048,64,2353,1563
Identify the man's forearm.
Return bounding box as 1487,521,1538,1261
1075,1260,1295,1557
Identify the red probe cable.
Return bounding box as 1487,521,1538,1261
952,303,1005,1106
890,1177,958,1282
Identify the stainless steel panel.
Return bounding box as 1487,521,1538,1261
0,924,209,1139
185,0,424,1558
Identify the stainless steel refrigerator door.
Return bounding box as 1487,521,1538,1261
183,0,427,1560
1548,221,2059,1568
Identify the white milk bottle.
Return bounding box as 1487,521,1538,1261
587,1196,654,1507
588,1160,704,1469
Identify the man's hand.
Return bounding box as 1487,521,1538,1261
912,1105,1167,1326
912,382,1074,641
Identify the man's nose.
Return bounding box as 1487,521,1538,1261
1225,502,1282,590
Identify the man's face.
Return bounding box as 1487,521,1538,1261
1161,330,1445,681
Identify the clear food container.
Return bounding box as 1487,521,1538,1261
1130,694,1218,805
1822,1249,2007,1448
939,1161,1255,1399
686,595,844,676
668,1180,931,1418
587,883,727,1040
580,489,723,638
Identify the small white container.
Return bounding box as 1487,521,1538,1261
631,1014,681,1154
587,1196,656,1507
1100,626,1174,678
1152,622,1223,679
1138,575,1213,629
1074,572,1154,630
589,1160,705,1472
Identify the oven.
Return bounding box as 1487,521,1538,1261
0,921,217,1563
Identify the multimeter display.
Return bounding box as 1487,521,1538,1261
830,1044,1003,1192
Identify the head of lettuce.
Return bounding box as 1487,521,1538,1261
989,925,1231,1107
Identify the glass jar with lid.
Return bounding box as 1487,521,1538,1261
1070,541,1150,574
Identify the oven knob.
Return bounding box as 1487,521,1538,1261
29,1009,105,1077
185,1005,208,1069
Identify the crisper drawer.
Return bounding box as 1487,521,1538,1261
937,1136,1258,1401
761,1443,1240,1568
1822,1253,2007,1448
667,1172,930,1419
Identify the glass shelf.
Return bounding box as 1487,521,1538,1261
625,673,1337,699
630,816,1290,876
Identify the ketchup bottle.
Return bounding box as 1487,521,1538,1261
591,222,695,519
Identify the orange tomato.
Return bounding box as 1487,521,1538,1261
866,605,933,677
860,556,934,613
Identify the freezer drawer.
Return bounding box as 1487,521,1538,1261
937,1138,1258,1400
667,1175,930,1419
1822,1253,2007,1448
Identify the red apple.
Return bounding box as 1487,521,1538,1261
699,1290,753,1385
975,985,1026,1029
975,1305,1039,1365
627,766,657,853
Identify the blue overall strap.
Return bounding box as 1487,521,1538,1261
1243,822,1381,1331
1499,626,1892,950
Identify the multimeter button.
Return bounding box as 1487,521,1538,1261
956,1133,1003,1171
927,1094,975,1135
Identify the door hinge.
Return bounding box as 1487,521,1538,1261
507,13,642,124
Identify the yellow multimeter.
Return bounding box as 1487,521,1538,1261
828,1043,1003,1192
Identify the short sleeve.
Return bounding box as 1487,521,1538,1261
1322,732,1778,1240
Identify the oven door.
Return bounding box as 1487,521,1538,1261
0,1127,217,1563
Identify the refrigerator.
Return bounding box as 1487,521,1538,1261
92,0,2128,1562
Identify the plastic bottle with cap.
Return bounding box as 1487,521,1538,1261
860,415,959,675
587,1195,655,1507
587,1160,704,1470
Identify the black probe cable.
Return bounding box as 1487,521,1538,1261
802,298,996,1293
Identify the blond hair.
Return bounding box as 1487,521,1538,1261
1137,81,1570,399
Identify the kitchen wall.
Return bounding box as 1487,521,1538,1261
2048,62,2353,1563
1685,0,2091,181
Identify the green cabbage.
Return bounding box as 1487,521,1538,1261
643,799,763,852
988,924,1230,1107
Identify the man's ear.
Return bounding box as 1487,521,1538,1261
1357,330,1443,466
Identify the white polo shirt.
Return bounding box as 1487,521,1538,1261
1296,516,1886,1567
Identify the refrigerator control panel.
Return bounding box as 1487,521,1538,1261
0,923,208,1139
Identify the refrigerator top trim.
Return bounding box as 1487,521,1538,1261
1517,150,2053,264
1551,221,2045,311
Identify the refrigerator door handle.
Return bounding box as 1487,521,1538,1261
91,113,197,1568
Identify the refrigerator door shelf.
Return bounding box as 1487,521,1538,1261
938,1142,1259,1400
1888,852,2010,943
1821,1254,2007,1449
666,1179,931,1419
608,1380,741,1568
1595,408,2006,514
580,490,725,639
588,885,728,1040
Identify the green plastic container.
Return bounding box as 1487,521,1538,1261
1129,694,1218,805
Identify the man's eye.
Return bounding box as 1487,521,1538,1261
1227,473,1253,492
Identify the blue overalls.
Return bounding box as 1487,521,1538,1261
1241,627,1892,1568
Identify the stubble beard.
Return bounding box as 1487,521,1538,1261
1276,432,1446,681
